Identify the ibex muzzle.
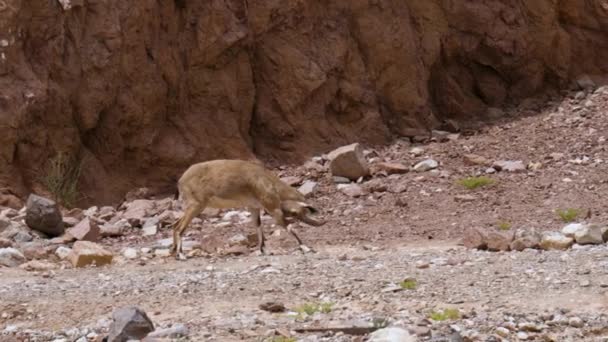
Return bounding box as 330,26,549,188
171,159,325,259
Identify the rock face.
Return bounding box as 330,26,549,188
24,195,64,237
1,1,608,205
107,306,154,342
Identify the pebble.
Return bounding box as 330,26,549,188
569,317,584,328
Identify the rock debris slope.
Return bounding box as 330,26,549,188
1,1,608,205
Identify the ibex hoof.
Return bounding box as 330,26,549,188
176,252,187,261
299,245,314,254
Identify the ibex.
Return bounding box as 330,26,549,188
171,159,325,260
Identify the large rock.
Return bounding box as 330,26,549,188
0,248,26,267
328,143,370,180
67,217,100,242
462,228,487,249
67,241,113,268
540,232,574,250
107,306,155,342
485,230,514,251
25,194,64,237
573,224,605,245
510,228,541,251
413,159,439,172
122,200,156,227
368,327,416,342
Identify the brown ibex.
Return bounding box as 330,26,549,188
171,159,325,259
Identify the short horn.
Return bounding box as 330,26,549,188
298,212,325,226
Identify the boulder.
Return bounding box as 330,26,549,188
25,194,64,237
0,247,26,267
486,230,514,251
107,306,155,342
540,232,574,250
67,217,100,242
327,143,370,180
67,241,113,267
510,228,541,251
368,327,416,342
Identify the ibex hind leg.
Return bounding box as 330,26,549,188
172,203,204,260
249,208,265,255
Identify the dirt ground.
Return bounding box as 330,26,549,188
2,87,608,341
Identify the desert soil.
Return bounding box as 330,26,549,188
2,87,608,341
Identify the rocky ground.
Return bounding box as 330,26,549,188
2,84,608,341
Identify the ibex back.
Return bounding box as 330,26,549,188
171,159,325,259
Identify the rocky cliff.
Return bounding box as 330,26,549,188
1,0,607,206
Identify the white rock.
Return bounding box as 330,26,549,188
298,181,318,197
413,159,439,172
368,327,415,342
409,147,424,156
0,248,26,267
55,246,72,259
122,248,138,259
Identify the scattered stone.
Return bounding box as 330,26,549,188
100,224,124,237
228,234,249,247
19,260,57,271
495,327,509,338
572,224,605,245
106,306,154,342
517,331,529,340
562,223,584,238
492,160,526,173
510,229,541,251
332,176,351,184
62,217,80,227
568,317,584,328
337,184,367,198
25,194,64,237
123,248,138,259
540,232,574,251
485,230,514,252
259,302,286,313
222,245,249,256
20,241,52,260
415,260,430,269
67,217,100,242
327,143,370,180
0,247,26,267
298,181,318,197
55,246,72,260
413,159,439,172
67,241,113,268
142,225,158,236
280,176,302,186
368,327,415,342
576,75,595,90
409,147,424,157
146,323,189,339
463,154,491,166
154,249,171,258
455,195,476,203
374,162,409,175
0,237,12,248
462,228,487,249
122,200,155,227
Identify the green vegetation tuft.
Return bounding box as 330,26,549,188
399,278,417,290
556,208,580,223
294,302,334,317
40,152,83,208
497,221,512,231
429,308,460,321
457,176,495,190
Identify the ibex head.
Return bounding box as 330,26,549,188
280,200,325,226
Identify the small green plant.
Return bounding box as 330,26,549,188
40,152,83,208
556,208,580,223
372,317,390,329
497,221,512,231
294,302,333,317
265,337,296,342
429,308,460,321
457,176,495,190
399,278,417,290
